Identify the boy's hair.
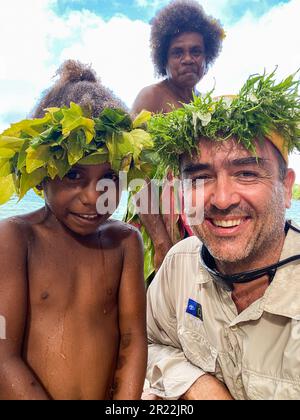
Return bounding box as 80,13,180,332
150,0,224,77
33,60,127,118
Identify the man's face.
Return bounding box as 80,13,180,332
181,138,295,267
166,32,206,89
43,163,120,236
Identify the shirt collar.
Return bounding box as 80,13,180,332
263,222,300,319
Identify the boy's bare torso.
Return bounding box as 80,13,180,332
17,209,128,400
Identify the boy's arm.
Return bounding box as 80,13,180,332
112,228,147,400
0,221,49,400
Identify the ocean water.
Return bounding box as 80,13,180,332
0,190,300,224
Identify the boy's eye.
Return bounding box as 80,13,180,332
65,170,81,181
103,172,119,182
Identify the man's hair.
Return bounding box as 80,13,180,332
150,0,224,77
33,60,127,118
272,144,288,182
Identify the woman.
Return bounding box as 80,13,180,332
129,0,225,278
132,0,224,115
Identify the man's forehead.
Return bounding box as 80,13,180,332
182,137,275,165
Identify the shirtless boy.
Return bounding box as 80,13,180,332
0,61,151,400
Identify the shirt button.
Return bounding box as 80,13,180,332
231,325,238,332
237,378,243,389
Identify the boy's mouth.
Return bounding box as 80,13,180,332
70,212,99,222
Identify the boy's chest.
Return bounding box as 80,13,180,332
27,235,123,311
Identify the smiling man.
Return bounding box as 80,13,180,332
145,71,300,400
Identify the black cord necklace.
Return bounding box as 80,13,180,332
199,221,300,291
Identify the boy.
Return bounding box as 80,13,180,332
0,61,152,400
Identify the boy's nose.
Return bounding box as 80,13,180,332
79,182,99,207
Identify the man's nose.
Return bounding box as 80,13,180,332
209,176,241,210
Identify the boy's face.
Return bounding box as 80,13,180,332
43,163,120,236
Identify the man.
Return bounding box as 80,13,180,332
146,70,300,400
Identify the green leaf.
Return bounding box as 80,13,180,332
106,132,134,172
141,226,155,280
78,149,108,166
0,175,15,205
0,148,16,158
61,102,95,144
133,110,152,129
2,114,52,138
19,168,47,200
128,129,153,162
55,159,71,179
26,145,50,174
0,159,12,177
47,160,59,180
67,137,84,166
17,140,30,171
0,135,25,151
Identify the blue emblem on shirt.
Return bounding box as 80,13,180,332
186,299,203,321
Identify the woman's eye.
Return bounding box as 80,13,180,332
170,49,182,58
191,48,204,56
65,170,81,181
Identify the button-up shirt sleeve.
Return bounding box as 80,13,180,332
146,255,205,399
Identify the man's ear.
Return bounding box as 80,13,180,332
284,168,296,209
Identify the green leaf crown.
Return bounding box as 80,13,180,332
0,103,154,204
149,70,300,177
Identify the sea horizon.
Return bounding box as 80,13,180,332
0,190,300,225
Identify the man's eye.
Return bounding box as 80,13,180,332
191,175,212,185
65,170,81,181
236,171,258,179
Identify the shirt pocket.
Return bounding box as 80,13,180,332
243,370,300,400
178,327,218,373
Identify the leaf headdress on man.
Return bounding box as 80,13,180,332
149,69,300,177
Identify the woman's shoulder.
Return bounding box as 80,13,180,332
132,82,167,114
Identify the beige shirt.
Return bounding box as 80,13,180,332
147,223,300,400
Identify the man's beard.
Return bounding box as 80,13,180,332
192,194,286,267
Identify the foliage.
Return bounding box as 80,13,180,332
0,104,153,202
293,184,300,200
149,70,300,177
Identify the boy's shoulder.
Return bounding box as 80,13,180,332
0,215,34,248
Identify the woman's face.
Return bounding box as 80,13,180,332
166,32,206,89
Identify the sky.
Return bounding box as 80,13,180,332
0,0,299,179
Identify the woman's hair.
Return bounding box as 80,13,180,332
33,60,127,118
150,0,224,77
